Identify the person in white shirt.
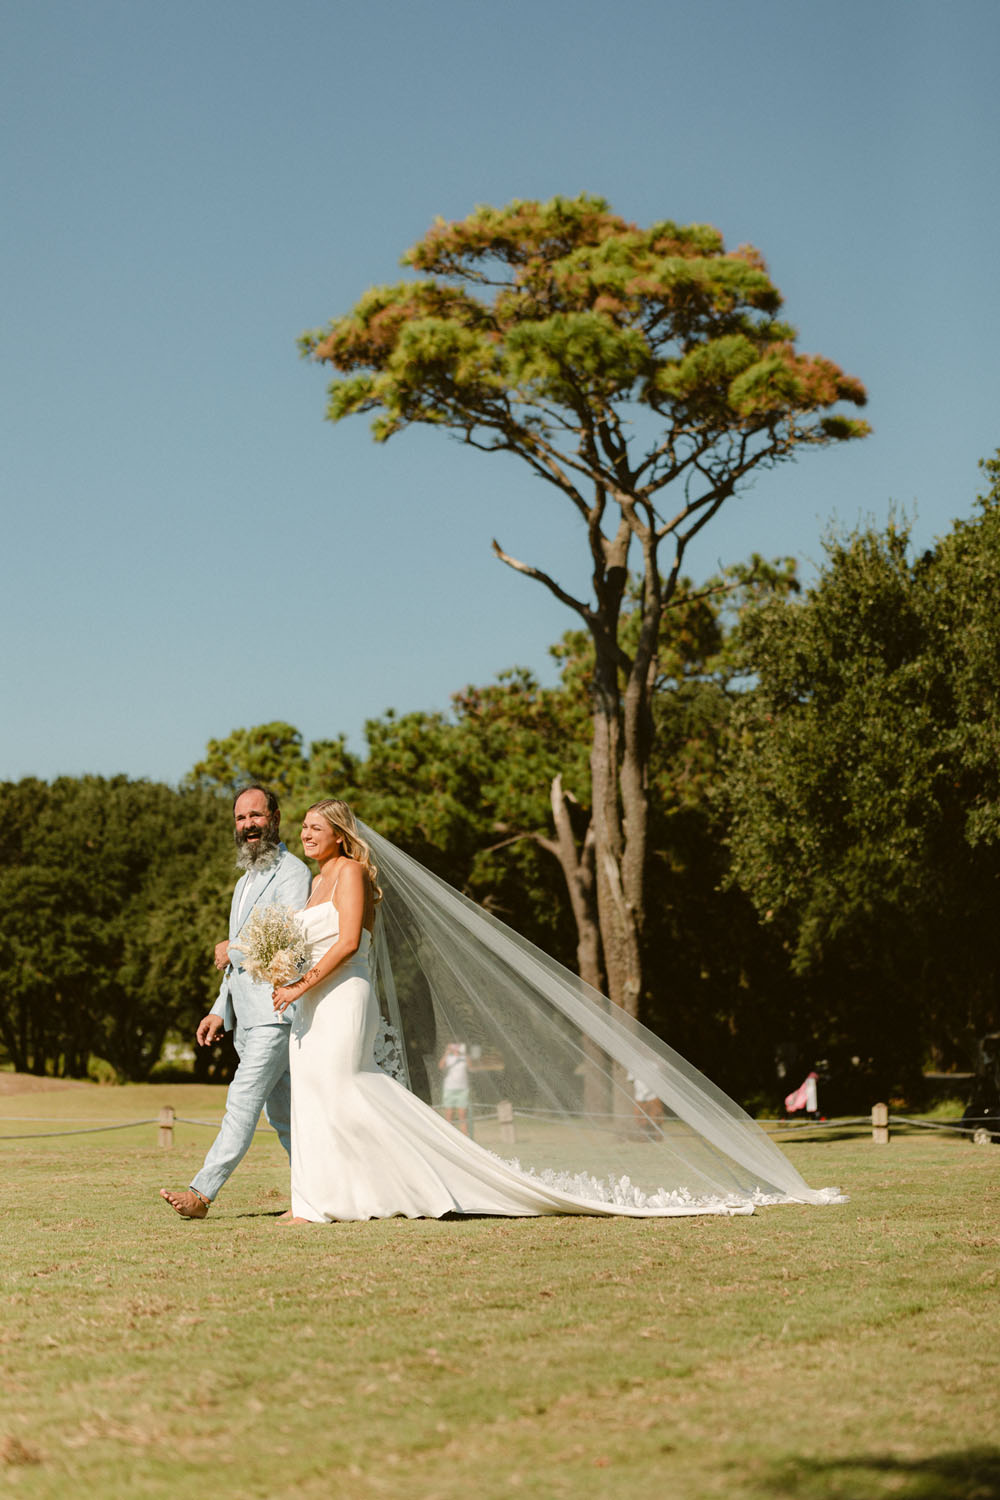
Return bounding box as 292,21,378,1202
439,1041,471,1136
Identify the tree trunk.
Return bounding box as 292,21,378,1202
0,1009,27,1074
548,774,611,1121
617,574,658,1015
549,775,602,993
589,649,645,1019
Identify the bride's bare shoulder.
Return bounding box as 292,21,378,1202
336,857,367,891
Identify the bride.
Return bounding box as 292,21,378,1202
271,799,842,1223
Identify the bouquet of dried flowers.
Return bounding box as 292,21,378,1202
232,905,310,987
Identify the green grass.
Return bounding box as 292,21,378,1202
2,1083,999,1500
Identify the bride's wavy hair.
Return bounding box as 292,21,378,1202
308,800,382,903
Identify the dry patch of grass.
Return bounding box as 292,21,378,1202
2,1087,999,1499
0,1071,92,1096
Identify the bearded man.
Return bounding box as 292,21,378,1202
160,785,311,1219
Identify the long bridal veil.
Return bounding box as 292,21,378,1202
363,825,842,1213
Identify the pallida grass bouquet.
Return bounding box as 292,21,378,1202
233,905,310,987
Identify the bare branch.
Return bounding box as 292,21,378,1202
636,431,711,494
491,539,593,623
594,407,636,491
462,429,594,523
585,482,610,584
667,435,761,548
663,577,744,613
675,487,731,550
657,471,732,542
456,399,632,526
482,829,560,859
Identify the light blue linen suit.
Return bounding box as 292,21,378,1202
190,843,312,1203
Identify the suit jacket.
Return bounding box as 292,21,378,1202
211,843,312,1032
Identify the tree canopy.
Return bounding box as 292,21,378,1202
302,194,868,466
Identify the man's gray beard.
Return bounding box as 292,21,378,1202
234,832,282,873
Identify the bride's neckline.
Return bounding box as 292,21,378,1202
304,857,349,911
300,898,373,934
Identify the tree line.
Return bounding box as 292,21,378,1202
0,778,233,1080
3,455,999,1101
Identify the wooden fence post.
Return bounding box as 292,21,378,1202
497,1100,515,1145
871,1102,889,1145
158,1105,175,1148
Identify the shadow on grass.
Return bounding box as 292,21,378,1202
752,1447,1000,1499
771,1129,872,1145
230,1210,543,1222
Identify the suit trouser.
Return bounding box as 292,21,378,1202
190,1020,292,1202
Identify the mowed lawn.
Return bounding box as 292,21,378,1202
2,1082,999,1500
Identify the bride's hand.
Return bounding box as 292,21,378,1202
272,982,303,1014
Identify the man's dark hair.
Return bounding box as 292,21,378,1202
232,784,280,816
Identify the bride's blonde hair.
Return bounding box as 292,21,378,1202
308,799,382,903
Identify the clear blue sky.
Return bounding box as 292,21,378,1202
3,0,998,786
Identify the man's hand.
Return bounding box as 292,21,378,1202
214,939,230,971
196,1013,225,1047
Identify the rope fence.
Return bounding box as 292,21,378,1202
761,1105,999,1144
1,1101,996,1146
0,1108,231,1143
0,1119,165,1141
760,1116,873,1137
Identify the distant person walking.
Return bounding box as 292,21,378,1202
438,1041,471,1136
784,1070,820,1118
160,786,311,1219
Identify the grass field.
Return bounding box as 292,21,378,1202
2,1082,999,1500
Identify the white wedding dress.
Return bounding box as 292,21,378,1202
287,900,752,1221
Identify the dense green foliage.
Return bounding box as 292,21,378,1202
0,777,232,1079
727,455,1000,1099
